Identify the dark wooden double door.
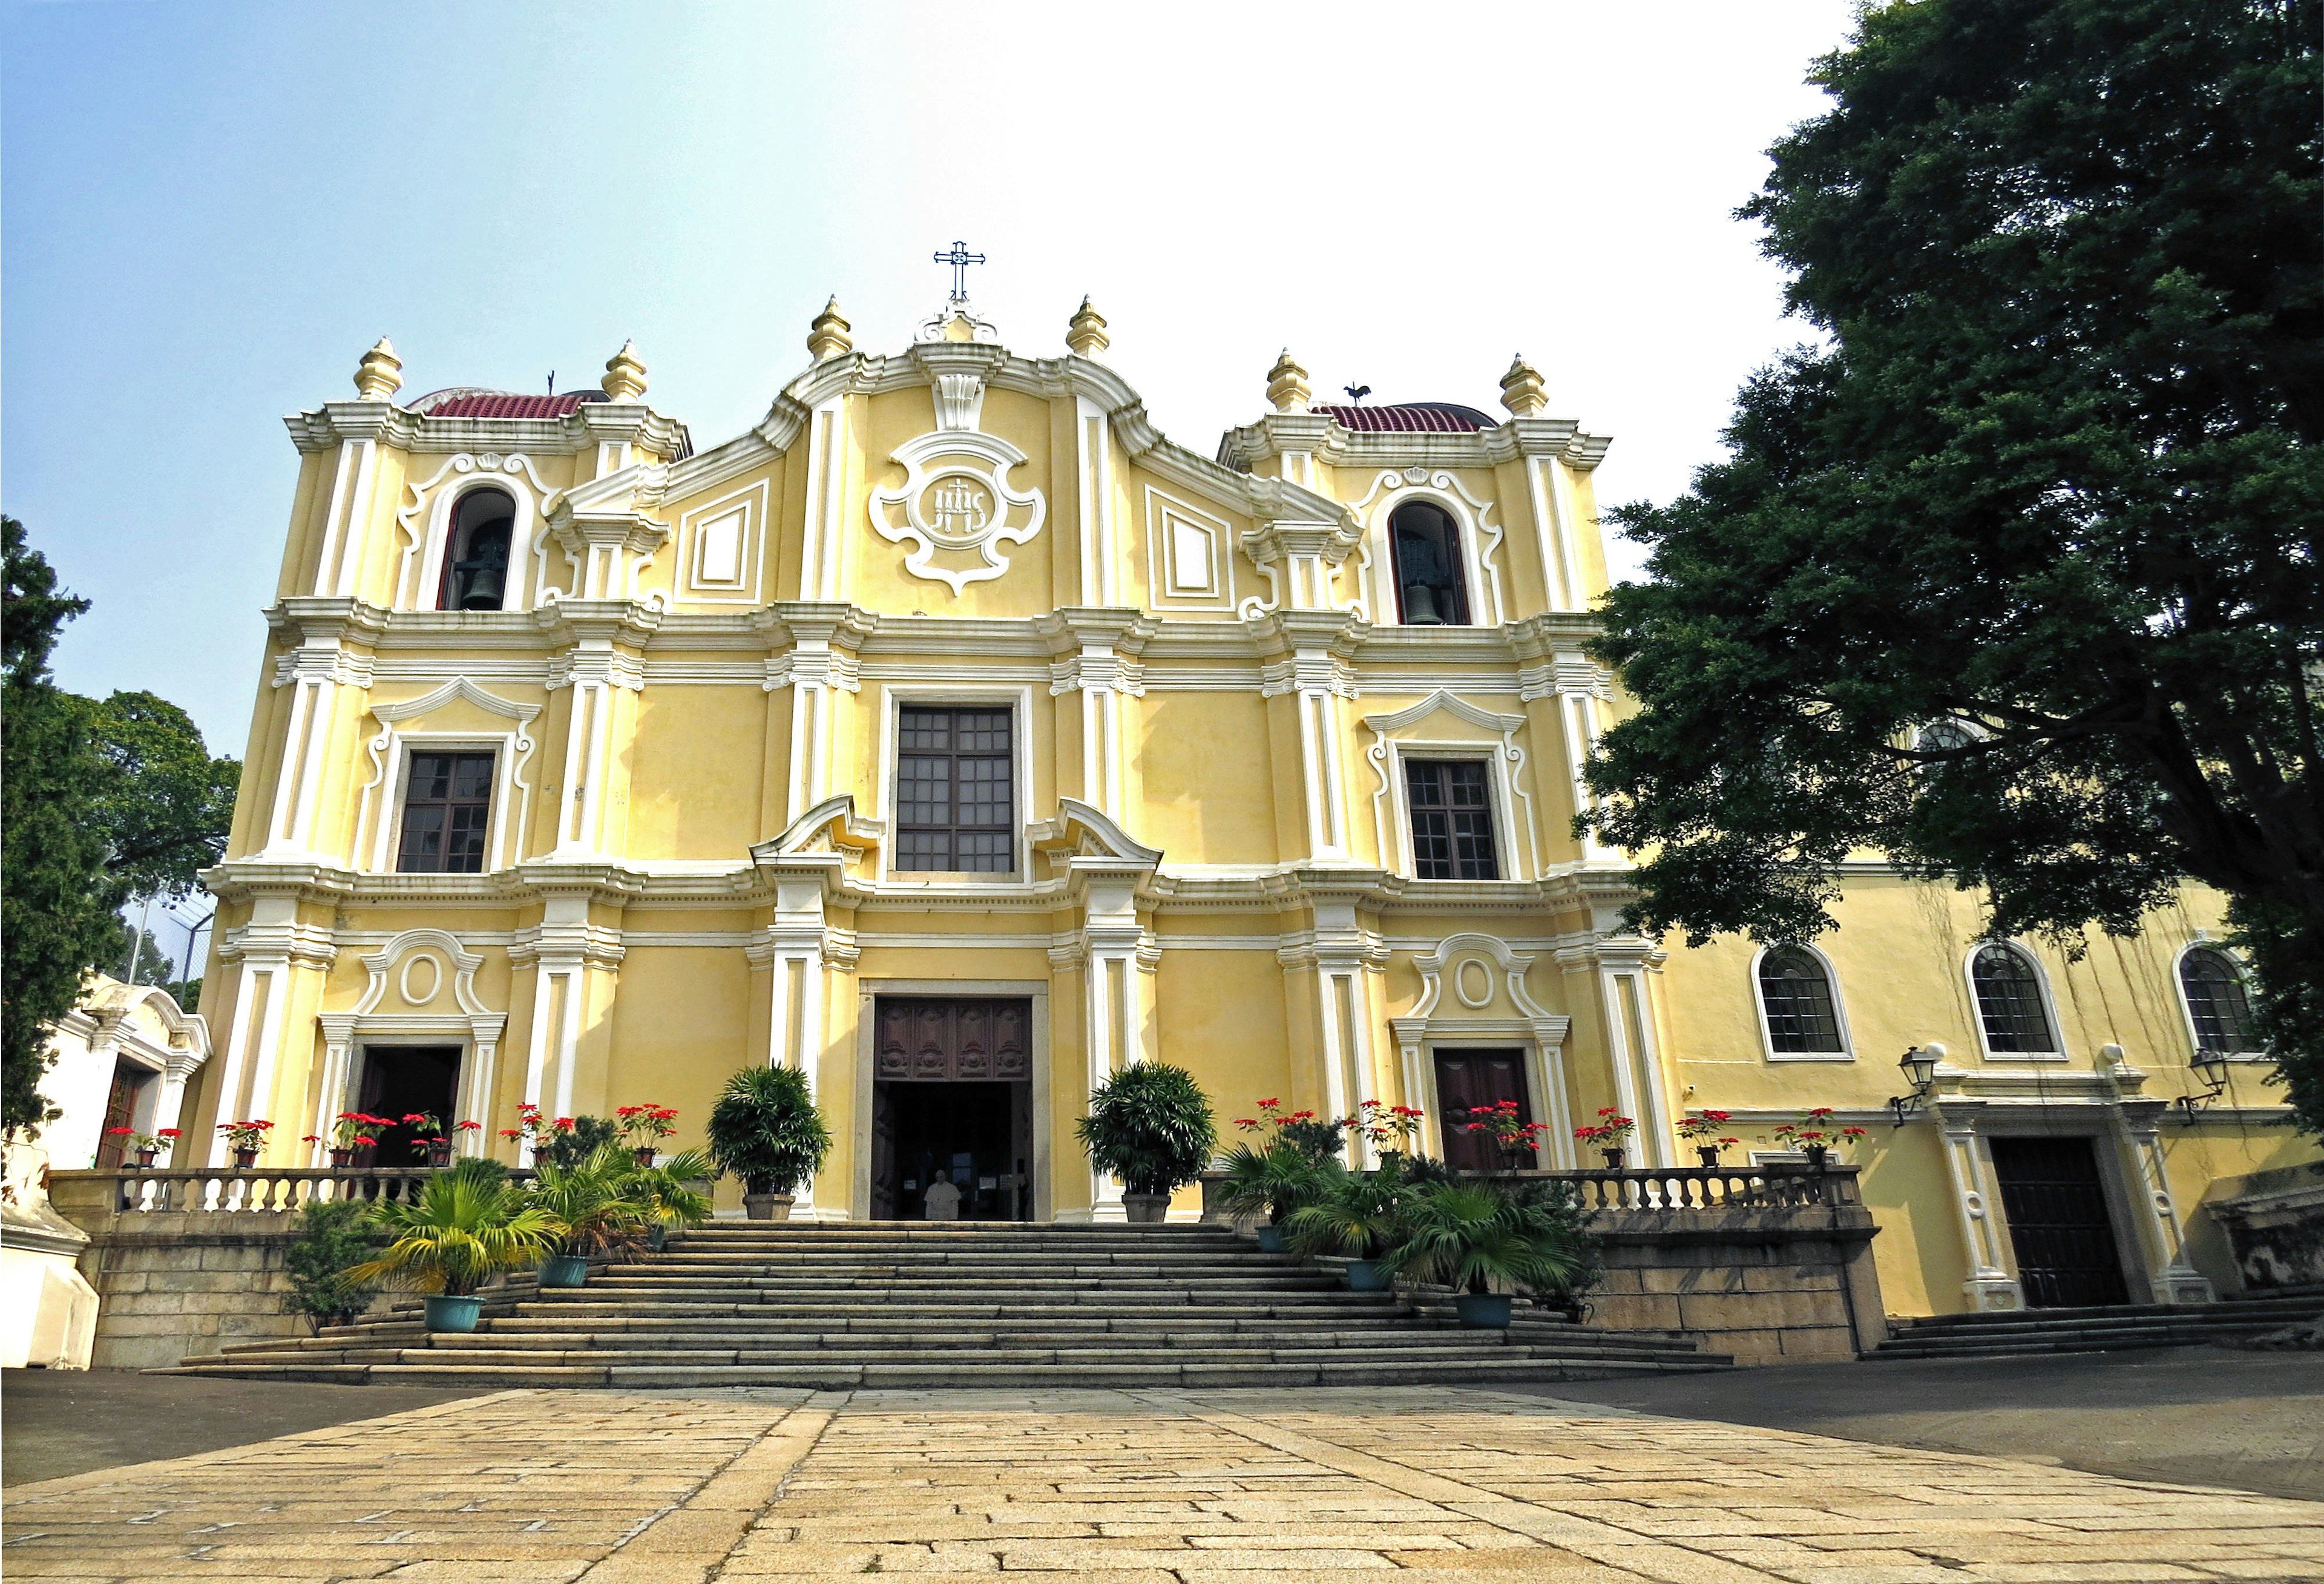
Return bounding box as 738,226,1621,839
352,1045,461,1166
869,997,1032,1221
1433,1048,1532,1172
1988,1135,2131,1309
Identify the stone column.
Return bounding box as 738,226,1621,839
2117,1093,2218,1304
1557,936,1677,1167
1074,861,1157,1221
746,871,858,1222
204,899,336,1166
1931,1099,2024,1310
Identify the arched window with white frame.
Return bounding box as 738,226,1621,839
436,487,515,611
1753,945,1850,1058
1388,500,1471,626
1969,942,2060,1055
2178,945,2260,1056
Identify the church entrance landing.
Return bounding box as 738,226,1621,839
868,996,1032,1221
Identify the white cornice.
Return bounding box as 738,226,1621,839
286,401,691,461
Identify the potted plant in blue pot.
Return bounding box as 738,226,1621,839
526,1143,649,1286
1282,1158,1410,1290
1381,1179,1593,1329
1218,1099,1342,1249
707,1065,832,1219
1076,1063,1217,1224
345,1160,559,1333
624,1146,715,1251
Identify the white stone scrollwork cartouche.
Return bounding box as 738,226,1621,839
868,392,1048,595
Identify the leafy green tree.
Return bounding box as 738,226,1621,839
3,519,125,1135
1581,2,2324,1128
2,518,242,1135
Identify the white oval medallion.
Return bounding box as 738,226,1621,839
399,951,443,1007
1454,958,1494,1009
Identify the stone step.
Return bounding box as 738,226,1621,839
512,1295,1408,1318
158,1354,1705,1390
1892,1297,2324,1332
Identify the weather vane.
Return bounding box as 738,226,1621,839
934,240,985,301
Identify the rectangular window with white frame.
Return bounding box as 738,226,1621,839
1404,758,1500,881
893,706,1015,873
396,750,496,873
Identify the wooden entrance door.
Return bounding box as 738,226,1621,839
93,1061,142,1168
1988,1135,2132,1308
1432,1048,1531,1173
870,997,1032,1220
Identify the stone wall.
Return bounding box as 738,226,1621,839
46,1170,402,1370
1203,1163,1886,1365
2199,1162,2324,1295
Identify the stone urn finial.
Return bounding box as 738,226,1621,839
1066,295,1109,358
808,296,853,361
353,336,403,401
601,339,648,402
1499,353,1548,418
1265,349,1310,414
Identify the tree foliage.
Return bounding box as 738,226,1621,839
1581,2,2324,1127
1,517,241,1135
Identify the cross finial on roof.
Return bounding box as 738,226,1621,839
934,240,986,301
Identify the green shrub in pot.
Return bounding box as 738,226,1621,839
625,1146,715,1249
527,1143,650,1286
1075,1062,1218,1224
1282,1158,1411,1290
345,1162,559,1332
1379,1179,1594,1329
707,1065,832,1218
283,1196,378,1333
1215,1141,1334,1248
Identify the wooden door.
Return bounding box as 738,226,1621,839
93,1062,140,1168
873,997,1029,1080
1432,1048,1530,1172
1988,1136,2132,1309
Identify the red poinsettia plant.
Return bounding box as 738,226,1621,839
1771,1108,1869,1160
1465,1099,1551,1157
616,1104,680,1145
1572,1108,1636,1146
215,1119,274,1152
1339,1099,1426,1152
329,1111,395,1151
1676,1109,1733,1141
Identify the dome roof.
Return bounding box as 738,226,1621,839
1310,401,1497,433
408,388,609,419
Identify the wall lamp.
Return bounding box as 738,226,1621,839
2176,1047,2230,1123
1889,1043,1943,1126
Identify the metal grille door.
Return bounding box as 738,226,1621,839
1987,1135,2131,1309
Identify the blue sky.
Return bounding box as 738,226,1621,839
4,0,1856,765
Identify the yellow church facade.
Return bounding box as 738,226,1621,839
186,286,2314,1319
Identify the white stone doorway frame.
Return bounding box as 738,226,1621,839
312,929,507,1166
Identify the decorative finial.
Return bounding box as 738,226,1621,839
1499,353,1547,418
1066,296,1109,358
353,336,402,401
808,296,853,361
600,340,648,402
1265,349,1310,414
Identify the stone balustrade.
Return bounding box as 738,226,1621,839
45,1166,534,1369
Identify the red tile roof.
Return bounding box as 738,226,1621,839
1311,401,1497,433
413,390,609,419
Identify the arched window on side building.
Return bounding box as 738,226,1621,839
1969,942,2060,1055
1755,946,1848,1057
2178,945,2260,1056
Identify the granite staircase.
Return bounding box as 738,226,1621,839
162,1221,1730,1388
1871,1288,2324,1359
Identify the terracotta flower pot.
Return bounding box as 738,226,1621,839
742,1192,794,1221
233,1147,259,1169
634,1146,658,1168
1120,1192,1170,1225
133,1148,157,1169
1600,1148,1626,1171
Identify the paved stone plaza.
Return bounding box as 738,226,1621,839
5,1386,2321,1582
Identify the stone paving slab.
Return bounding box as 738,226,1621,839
4,1385,2319,1581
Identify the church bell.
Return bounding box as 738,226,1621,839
1401,582,1446,625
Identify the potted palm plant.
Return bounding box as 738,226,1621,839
623,1147,715,1250
1380,1178,1592,1329
1282,1159,1409,1290
706,1065,832,1219
1215,1140,1333,1251
344,1160,559,1332
526,1143,649,1286
1075,1063,1217,1224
